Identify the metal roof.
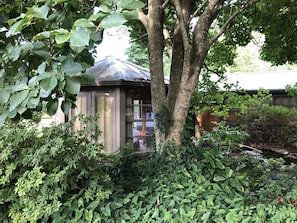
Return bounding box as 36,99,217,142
85,56,151,86
215,70,297,91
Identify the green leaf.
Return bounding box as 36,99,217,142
0,111,8,126
37,62,47,74
90,31,103,42
0,89,10,103
46,99,58,116
85,210,93,222
61,59,83,76
7,47,21,61
98,4,113,13
33,31,51,41
28,97,40,109
100,205,111,217
74,18,96,28
70,27,90,48
40,76,58,92
54,0,70,4
87,200,100,210
14,77,28,92
215,159,225,170
213,176,226,182
65,76,80,95
9,90,29,111
62,100,72,114
33,5,49,19
55,33,70,44
100,13,127,28
80,74,95,85
9,19,25,34
122,10,139,20
201,211,212,223
119,0,145,10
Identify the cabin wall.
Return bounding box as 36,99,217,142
196,93,297,134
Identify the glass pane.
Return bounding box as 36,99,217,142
96,94,112,152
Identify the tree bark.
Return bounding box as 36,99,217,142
137,0,264,150
167,0,195,113
146,0,168,150
167,0,223,145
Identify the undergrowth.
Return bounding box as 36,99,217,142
1,118,297,222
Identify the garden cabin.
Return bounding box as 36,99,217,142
54,56,165,153
197,70,297,133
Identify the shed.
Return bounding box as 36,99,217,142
225,70,297,107
197,70,297,133
55,56,160,153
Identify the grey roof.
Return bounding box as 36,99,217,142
86,56,151,85
225,70,297,91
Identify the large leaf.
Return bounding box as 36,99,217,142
40,76,58,92
9,19,25,34
7,46,22,61
0,89,10,103
61,59,83,76
0,111,8,126
119,0,145,10
33,5,49,19
9,90,29,112
70,27,90,48
100,13,127,28
61,99,72,114
46,99,59,116
55,33,70,44
65,76,80,95
28,97,40,109
74,18,96,28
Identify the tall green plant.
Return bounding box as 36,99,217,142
0,115,114,222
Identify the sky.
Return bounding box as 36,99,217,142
95,26,130,61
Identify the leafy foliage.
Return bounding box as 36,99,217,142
240,104,297,148
0,0,145,125
105,141,297,222
1,116,297,222
0,115,115,222
251,0,297,65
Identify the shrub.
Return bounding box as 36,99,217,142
106,141,297,223
0,115,114,222
241,104,297,148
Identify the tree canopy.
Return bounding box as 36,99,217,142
1,0,296,150
0,0,144,124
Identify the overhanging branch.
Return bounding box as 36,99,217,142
210,0,262,46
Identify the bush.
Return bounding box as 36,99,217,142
0,116,114,222
106,141,297,223
1,115,297,222
241,104,297,148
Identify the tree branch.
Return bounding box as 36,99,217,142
189,0,209,26
162,0,170,9
137,8,149,30
129,33,148,44
210,0,262,45
172,0,191,60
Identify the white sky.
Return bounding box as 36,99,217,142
95,26,130,61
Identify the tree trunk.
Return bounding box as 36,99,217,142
166,0,221,146
137,0,262,150
146,0,167,150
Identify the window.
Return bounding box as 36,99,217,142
126,98,154,152
96,94,113,153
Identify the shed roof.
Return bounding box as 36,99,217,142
85,56,151,86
